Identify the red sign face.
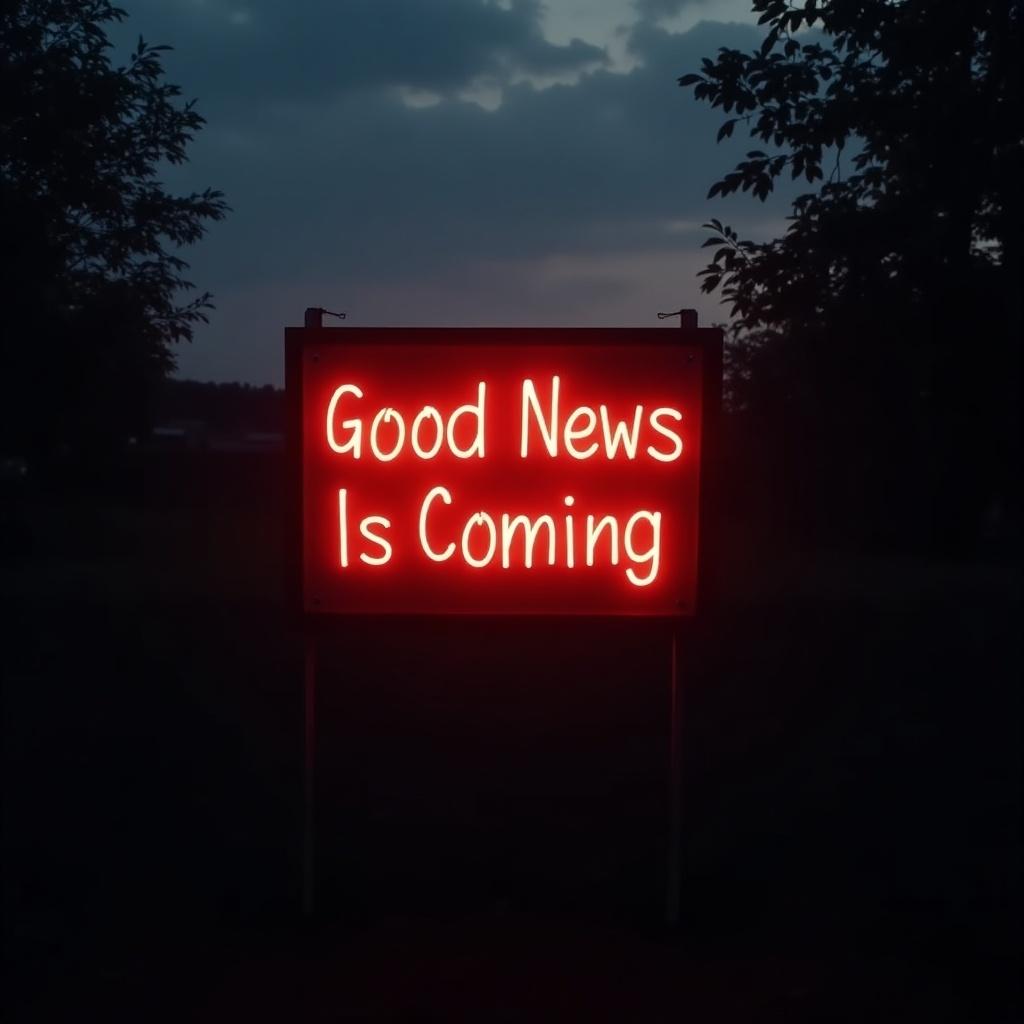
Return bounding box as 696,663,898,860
287,328,716,617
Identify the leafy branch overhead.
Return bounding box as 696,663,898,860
677,0,1020,335
1,0,229,452
676,0,1020,549
1,2,228,349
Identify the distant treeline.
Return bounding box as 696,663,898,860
154,379,284,435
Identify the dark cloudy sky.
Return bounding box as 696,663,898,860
111,0,795,385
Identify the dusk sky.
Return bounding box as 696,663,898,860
111,0,797,385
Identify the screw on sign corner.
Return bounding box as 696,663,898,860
657,308,699,329
305,307,347,328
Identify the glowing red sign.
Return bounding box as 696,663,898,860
286,328,719,617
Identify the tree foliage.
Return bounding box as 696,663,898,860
681,0,1021,548
0,0,227,456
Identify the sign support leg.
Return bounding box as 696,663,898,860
303,633,317,918
666,626,682,926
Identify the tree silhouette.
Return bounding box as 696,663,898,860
681,0,1020,550
0,0,227,459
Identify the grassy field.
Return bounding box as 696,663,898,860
3,454,1019,1020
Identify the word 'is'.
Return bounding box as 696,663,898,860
326,377,685,461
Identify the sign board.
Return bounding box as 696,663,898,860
286,328,720,617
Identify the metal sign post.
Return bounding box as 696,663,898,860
666,625,682,925
287,309,720,924
299,303,338,920
659,308,701,927
302,633,317,918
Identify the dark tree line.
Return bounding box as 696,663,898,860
154,379,284,435
0,1,226,460
683,0,1021,552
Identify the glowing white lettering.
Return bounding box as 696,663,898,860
411,406,444,459
419,486,455,561
564,406,599,460
369,407,405,462
500,514,556,568
338,488,349,567
326,384,363,456
320,369,685,603
359,516,392,565
624,511,661,586
647,408,684,462
462,512,497,568
447,383,486,459
599,404,644,460
586,515,620,566
521,377,559,457
564,495,575,568
405,486,665,585
328,379,684,466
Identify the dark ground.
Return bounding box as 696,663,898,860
2,453,1020,1021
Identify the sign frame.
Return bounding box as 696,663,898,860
285,326,722,625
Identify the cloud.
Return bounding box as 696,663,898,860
171,18,773,280
117,0,607,104
632,0,705,20
108,5,797,383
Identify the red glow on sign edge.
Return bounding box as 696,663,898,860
290,331,714,617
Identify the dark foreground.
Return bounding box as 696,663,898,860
2,454,1020,1021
